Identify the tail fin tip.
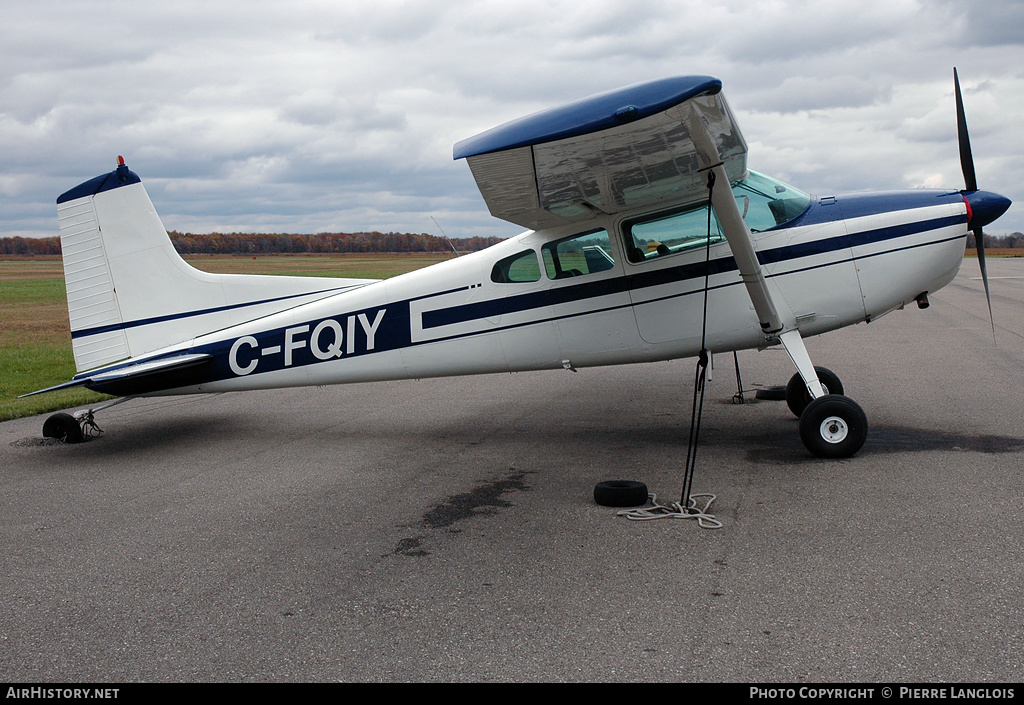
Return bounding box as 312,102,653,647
57,157,141,205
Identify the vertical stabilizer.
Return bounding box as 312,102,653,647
56,159,376,373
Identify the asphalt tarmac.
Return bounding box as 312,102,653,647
2,259,1023,683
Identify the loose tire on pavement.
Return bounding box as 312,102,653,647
594,480,649,507
755,385,787,401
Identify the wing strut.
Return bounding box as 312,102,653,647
778,330,826,400
685,110,826,400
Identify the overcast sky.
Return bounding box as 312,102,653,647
2,0,1022,241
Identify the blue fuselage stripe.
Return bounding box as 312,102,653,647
70,286,358,340
421,212,966,330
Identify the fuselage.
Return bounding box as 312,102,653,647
86,174,970,398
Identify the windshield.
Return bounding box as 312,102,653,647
731,171,811,232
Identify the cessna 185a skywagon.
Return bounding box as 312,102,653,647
25,72,1011,458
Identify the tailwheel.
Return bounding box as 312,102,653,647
42,412,84,444
41,401,120,444
786,366,843,417
799,394,867,458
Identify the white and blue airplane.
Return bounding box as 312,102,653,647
24,71,1010,458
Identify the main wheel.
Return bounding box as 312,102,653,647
42,413,83,444
799,395,867,458
786,366,844,417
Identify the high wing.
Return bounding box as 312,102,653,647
455,74,819,395
453,75,747,230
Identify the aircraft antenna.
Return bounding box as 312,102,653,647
431,216,460,257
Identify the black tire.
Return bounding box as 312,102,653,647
594,480,649,507
799,395,867,458
755,385,787,401
786,367,844,417
42,413,83,444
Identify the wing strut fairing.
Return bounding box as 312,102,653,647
454,76,748,230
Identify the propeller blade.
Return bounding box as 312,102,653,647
956,68,995,343
954,67,978,192
974,227,996,342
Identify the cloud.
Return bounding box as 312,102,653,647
0,0,1021,240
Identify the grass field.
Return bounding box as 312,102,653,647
0,254,451,422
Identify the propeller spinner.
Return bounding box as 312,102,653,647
954,67,1011,341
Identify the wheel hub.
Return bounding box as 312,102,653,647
819,416,849,444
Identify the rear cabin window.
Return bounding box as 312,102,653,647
491,249,541,283
541,229,615,280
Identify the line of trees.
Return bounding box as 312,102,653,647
966,232,1024,249
0,236,62,255
5,230,1023,257
0,231,503,256
166,231,502,255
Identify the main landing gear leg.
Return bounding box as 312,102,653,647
778,330,867,458
42,397,134,444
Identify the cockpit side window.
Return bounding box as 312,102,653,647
625,204,725,263
541,229,615,280
490,249,541,283
623,172,813,263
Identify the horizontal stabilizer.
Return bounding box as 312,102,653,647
18,379,91,398
20,353,212,398
87,353,212,382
